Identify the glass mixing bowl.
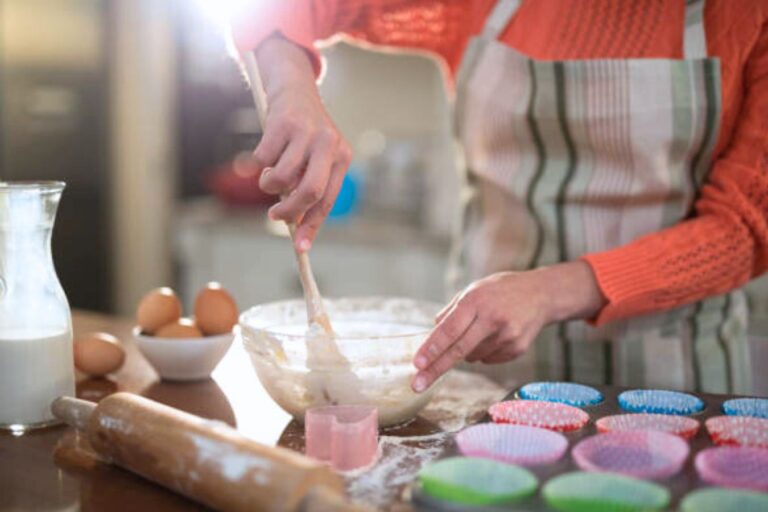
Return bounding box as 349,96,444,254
239,297,443,427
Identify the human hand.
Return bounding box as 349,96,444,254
411,261,606,392
253,36,352,252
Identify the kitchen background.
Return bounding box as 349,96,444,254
1,0,766,393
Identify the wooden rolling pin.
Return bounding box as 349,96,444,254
52,393,362,512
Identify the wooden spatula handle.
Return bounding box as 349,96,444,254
242,52,333,335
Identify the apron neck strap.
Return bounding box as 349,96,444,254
481,0,709,59
481,0,522,40
684,0,708,59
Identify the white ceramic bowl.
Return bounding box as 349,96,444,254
133,327,235,381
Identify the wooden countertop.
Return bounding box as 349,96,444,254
0,311,508,512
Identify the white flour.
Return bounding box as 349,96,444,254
98,415,132,435
345,433,452,508
344,371,507,509
420,370,508,432
188,426,272,486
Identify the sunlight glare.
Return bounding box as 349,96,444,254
195,0,260,51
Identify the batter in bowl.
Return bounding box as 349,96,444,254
240,298,443,426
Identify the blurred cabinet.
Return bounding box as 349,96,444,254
174,200,450,311
0,0,112,311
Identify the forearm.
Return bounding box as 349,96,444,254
255,35,319,100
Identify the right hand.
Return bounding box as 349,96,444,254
253,45,352,252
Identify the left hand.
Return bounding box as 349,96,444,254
411,261,606,393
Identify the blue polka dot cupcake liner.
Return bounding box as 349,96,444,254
618,389,704,416
722,398,768,419
518,382,604,407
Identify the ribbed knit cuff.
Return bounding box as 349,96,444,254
232,7,323,78
581,243,662,326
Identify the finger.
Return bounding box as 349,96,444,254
414,305,475,371
268,143,334,224
465,332,504,362
435,294,460,324
412,318,493,392
260,138,309,196
253,123,290,170
293,159,346,252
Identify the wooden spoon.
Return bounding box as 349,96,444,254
242,52,334,336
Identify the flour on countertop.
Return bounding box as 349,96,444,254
345,433,451,509
344,371,507,510
420,370,508,432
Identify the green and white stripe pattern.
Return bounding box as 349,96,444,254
451,0,750,393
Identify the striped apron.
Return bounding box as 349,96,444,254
450,0,751,394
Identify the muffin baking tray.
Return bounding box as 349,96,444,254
410,383,768,511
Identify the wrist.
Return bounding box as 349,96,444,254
538,261,607,323
255,34,318,99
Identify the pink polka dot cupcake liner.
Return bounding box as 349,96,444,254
596,413,700,439
572,430,689,480
489,399,589,432
706,415,768,448
456,423,569,467
695,446,768,491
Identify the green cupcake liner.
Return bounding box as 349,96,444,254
680,488,768,512
418,456,538,506
542,471,669,512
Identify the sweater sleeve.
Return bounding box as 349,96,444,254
230,0,476,78
583,19,768,325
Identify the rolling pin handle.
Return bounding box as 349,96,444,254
51,396,96,431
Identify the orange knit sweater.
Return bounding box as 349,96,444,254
233,0,768,325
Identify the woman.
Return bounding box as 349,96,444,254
232,0,768,395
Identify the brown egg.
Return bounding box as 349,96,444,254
155,318,204,338
194,282,239,335
73,332,126,376
137,287,182,334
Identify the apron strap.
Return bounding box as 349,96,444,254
684,0,708,59
481,0,522,40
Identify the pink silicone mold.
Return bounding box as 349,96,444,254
489,400,589,432
596,413,700,439
695,446,768,491
305,405,379,472
572,430,689,479
456,423,569,467
705,416,768,448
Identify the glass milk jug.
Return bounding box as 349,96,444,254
0,182,74,432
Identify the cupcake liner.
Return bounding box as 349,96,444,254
596,413,700,439
706,415,768,448
617,389,704,416
572,430,689,479
695,446,768,491
456,423,569,467
519,381,603,407
679,488,768,512
542,471,670,512
722,398,768,419
489,399,589,432
418,456,538,506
